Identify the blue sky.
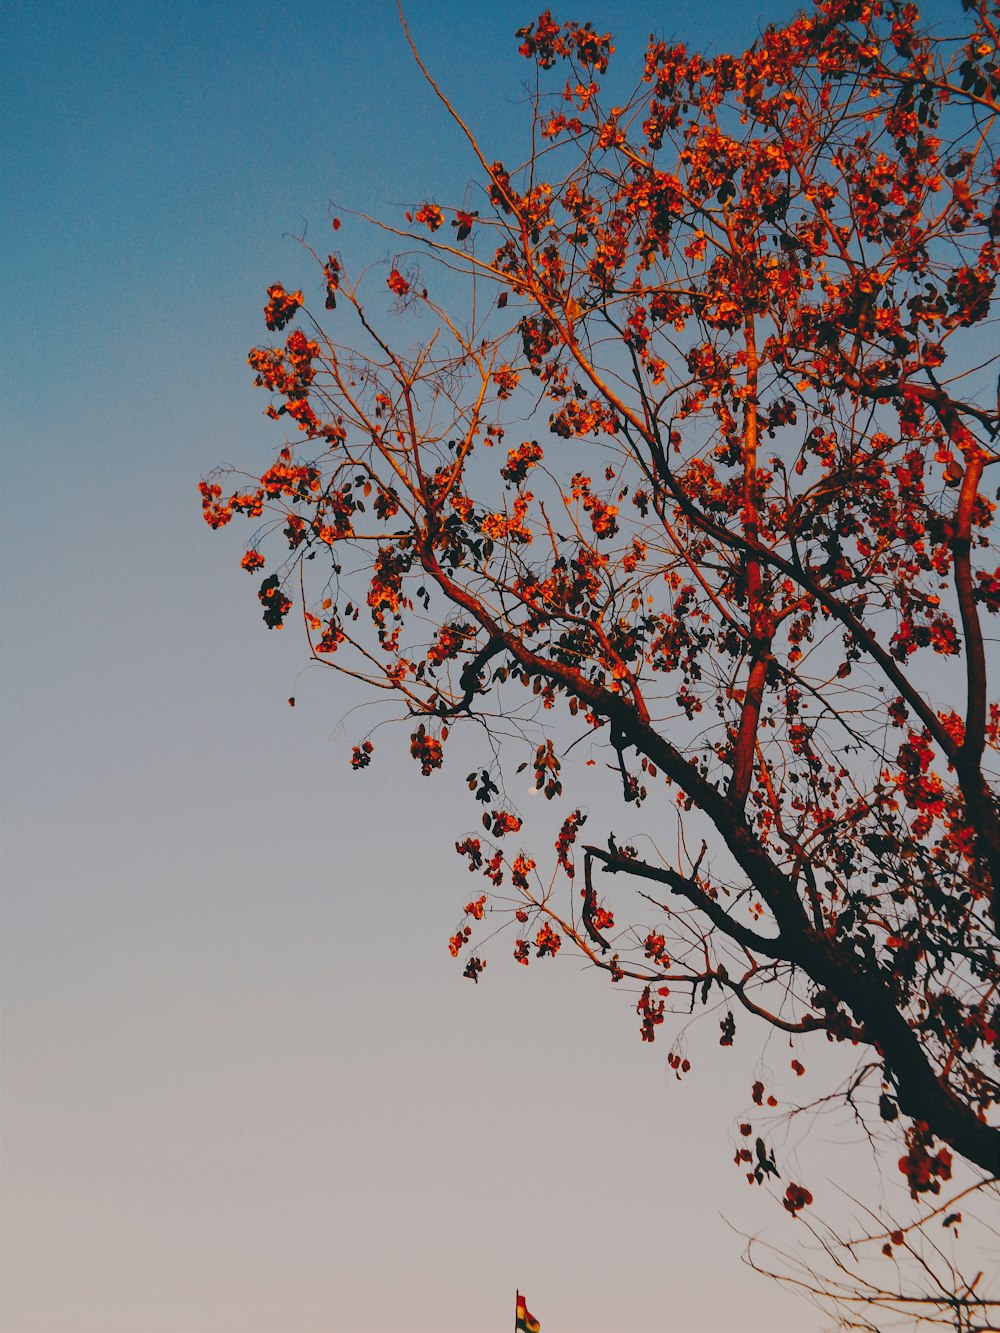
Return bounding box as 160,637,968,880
0,1,905,1329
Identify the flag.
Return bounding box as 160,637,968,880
515,1292,540,1333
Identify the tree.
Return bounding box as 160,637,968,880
202,0,1000,1309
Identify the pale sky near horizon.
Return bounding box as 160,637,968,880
0,1,976,1330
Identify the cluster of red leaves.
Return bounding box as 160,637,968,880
535,921,562,957
410,724,444,775
412,203,443,231
555,809,586,876
257,574,292,629
783,1183,814,1216
198,481,231,530
898,1121,953,1198
515,11,614,73
263,283,303,332
637,984,665,1041
484,809,522,837
350,740,373,770
492,367,520,399
449,926,472,957
500,440,544,484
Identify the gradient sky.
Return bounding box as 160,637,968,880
1,1,963,1329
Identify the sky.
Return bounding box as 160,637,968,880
0,1,964,1330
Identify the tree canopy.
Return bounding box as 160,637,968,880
203,0,999,1318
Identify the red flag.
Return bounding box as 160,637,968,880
515,1292,540,1333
